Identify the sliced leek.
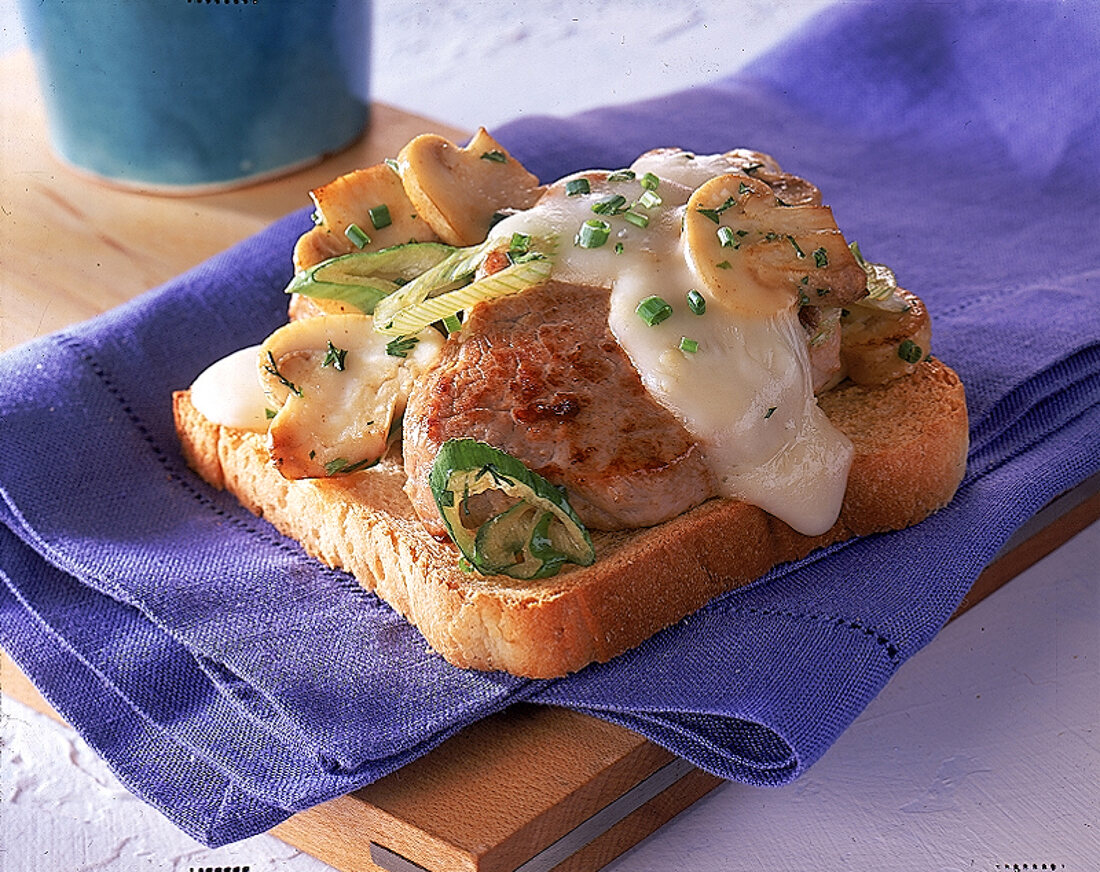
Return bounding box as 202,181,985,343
371,240,493,328
375,256,552,336
285,242,454,314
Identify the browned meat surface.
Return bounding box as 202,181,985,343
402,280,717,535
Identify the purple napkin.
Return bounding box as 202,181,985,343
2,0,1098,847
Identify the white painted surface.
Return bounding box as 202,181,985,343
2,1,1099,870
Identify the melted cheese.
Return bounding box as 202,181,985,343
490,150,853,535
189,344,270,432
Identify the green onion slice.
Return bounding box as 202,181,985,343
686,288,706,315
591,194,627,215
565,177,591,196
576,219,611,248
636,295,673,326
284,242,455,314
345,223,371,249
430,439,595,579
368,204,392,230
679,337,698,354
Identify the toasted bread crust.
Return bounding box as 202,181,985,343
172,358,967,677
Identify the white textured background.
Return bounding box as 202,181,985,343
2,1,1098,871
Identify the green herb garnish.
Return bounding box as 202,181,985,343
575,219,611,249
368,204,392,230
565,177,591,196
480,150,507,163
898,339,923,364
321,340,347,371
696,195,737,224
263,351,302,397
635,295,673,326
385,335,420,358
592,194,628,215
686,288,706,315
345,223,371,249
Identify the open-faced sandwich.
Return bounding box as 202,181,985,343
173,129,968,678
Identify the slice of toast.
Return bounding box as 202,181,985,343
172,357,967,678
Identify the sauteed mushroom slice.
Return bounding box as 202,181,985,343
397,128,542,246
293,163,438,273
683,173,866,318
258,314,443,479
841,287,933,385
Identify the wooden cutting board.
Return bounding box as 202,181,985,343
3,46,1099,872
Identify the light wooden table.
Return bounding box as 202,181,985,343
0,48,464,354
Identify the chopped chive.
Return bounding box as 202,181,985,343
743,162,764,174
640,171,660,191
696,195,737,224
368,204,392,230
608,169,636,181
788,235,806,258
386,335,420,358
623,209,650,228
635,295,673,326
716,260,732,269
738,181,751,195
637,189,662,209
764,406,777,419
614,242,624,254
897,339,923,364
384,157,400,173
813,246,829,268
325,456,377,476
442,314,462,334
265,407,277,420
321,340,347,371
480,150,507,163
345,223,371,249
717,226,739,248
575,218,611,248
679,337,699,354
687,288,706,315
565,177,591,196
263,351,302,397
592,194,628,215
310,210,323,226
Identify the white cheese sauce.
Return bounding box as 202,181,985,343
490,149,853,535
189,344,270,432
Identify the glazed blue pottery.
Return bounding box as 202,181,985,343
20,0,370,192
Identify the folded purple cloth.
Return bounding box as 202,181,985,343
2,0,1098,846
